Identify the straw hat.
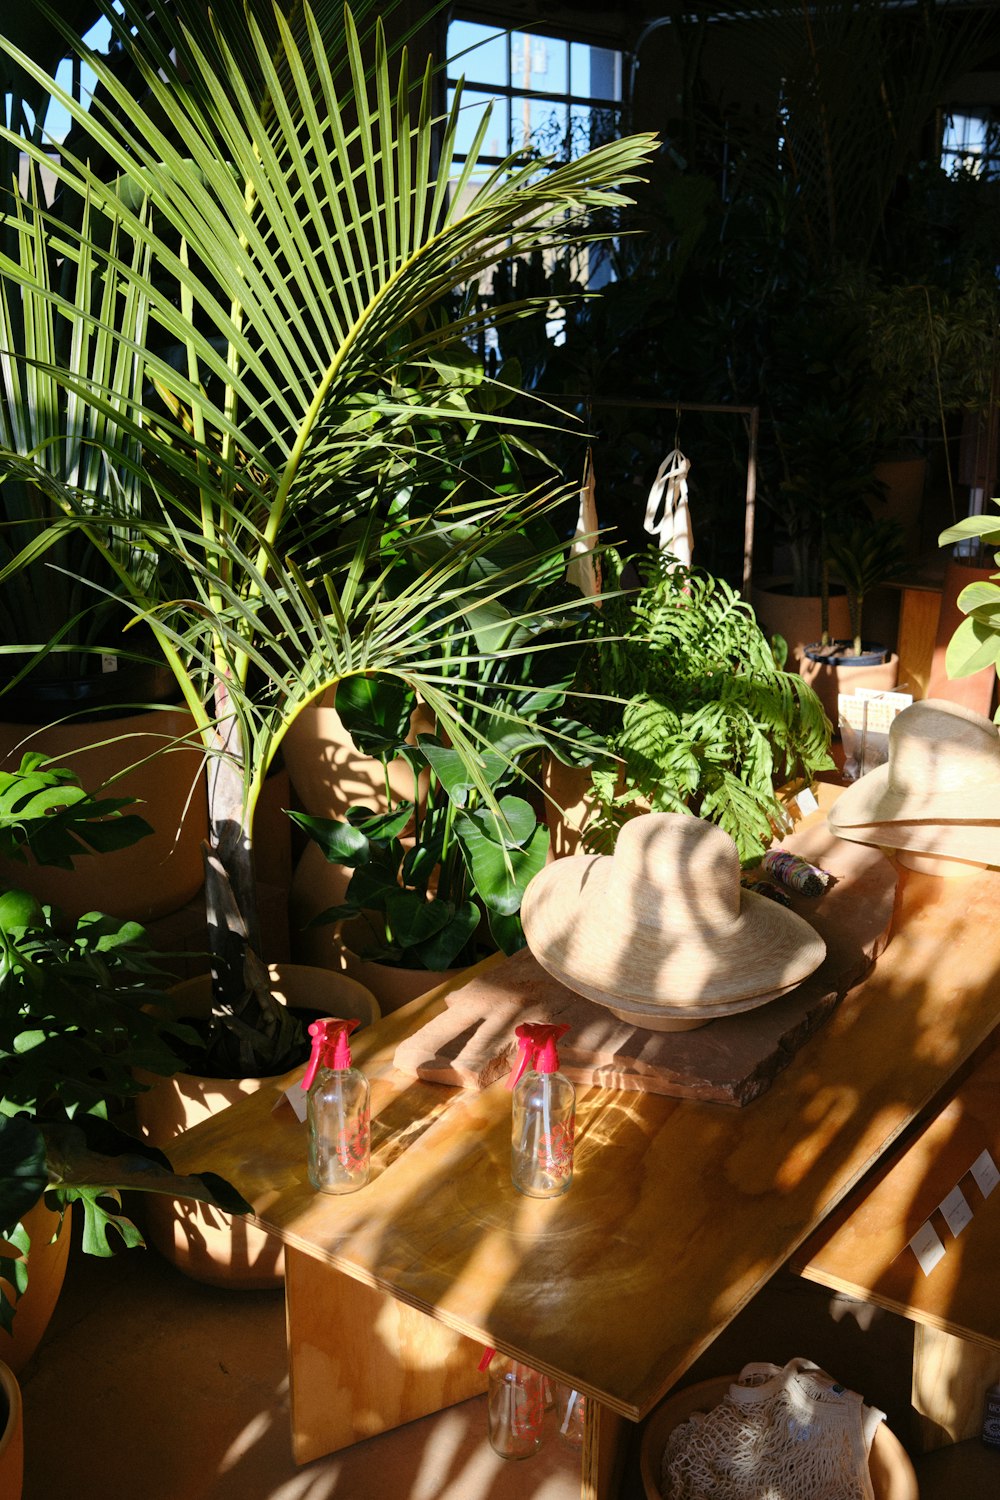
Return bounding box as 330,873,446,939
828,699,1000,862
520,812,826,1012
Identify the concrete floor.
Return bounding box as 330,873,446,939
17,1227,598,1500
17,1225,1000,1498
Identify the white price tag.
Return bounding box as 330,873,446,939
939,1184,973,1238
795,785,819,817
280,1083,308,1123
908,1220,946,1277
970,1149,1000,1199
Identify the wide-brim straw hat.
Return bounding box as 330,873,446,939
520,812,826,1011
829,698,1000,831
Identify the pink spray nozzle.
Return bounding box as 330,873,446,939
505,1022,570,1089
301,1016,361,1091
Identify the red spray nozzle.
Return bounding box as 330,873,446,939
301,1016,361,1091
505,1022,570,1090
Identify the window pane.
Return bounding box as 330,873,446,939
449,21,507,88
513,98,567,158
570,42,622,102
510,32,567,95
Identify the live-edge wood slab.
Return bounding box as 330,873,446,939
168,856,1000,1465
393,823,896,1104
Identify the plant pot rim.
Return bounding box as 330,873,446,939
803,640,891,667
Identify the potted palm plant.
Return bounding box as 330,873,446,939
801,518,907,721
0,1,656,1083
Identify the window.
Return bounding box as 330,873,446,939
941,109,1000,180
446,18,623,169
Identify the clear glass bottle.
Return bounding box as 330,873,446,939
551,1383,586,1448
486,1352,545,1460
301,1017,370,1194
507,1022,575,1198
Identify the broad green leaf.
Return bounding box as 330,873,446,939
409,900,480,970
287,810,370,866
454,811,548,914
944,613,1000,680
335,674,416,759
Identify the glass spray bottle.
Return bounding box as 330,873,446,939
506,1022,575,1198
301,1017,370,1194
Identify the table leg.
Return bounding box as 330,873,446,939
912,1324,1000,1452
285,1246,488,1464
582,1397,627,1500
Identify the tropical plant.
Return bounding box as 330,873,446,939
0,176,160,704
938,510,1000,687
574,549,833,863
0,0,656,1076
290,655,579,971
0,754,249,1331
825,519,907,658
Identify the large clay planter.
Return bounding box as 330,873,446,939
0,708,206,922
750,578,852,675
288,842,353,969
0,1359,23,1500
338,915,456,1015
543,757,598,861
0,1199,71,1376
282,686,432,820
133,963,379,1289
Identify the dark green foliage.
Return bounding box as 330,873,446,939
577,550,833,863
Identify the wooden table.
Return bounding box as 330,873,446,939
792,1035,1000,1453
168,860,1000,1499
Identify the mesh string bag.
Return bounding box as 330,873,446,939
660,1357,886,1500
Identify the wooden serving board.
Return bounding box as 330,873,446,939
393,823,897,1106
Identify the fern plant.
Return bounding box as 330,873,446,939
578,551,834,863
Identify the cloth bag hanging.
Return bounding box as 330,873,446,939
566,446,602,600
645,447,694,565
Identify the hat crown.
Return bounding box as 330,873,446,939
888,699,1000,797
613,813,741,933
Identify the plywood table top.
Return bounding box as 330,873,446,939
168,859,1000,1422
792,1034,1000,1348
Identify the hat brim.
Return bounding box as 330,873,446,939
828,816,1000,864
520,854,826,1010
829,763,1000,827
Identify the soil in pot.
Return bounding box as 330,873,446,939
133,963,379,1289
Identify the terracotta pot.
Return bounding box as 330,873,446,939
133,963,379,1288
338,915,456,1015
750,579,852,674
0,708,207,922
282,686,432,820
0,1199,71,1376
801,648,900,726
927,555,998,716
288,842,353,969
543,757,598,861
0,1359,23,1500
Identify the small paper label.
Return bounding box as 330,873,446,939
281,1083,308,1123
970,1149,1000,1199
101,653,118,674
795,785,819,817
909,1220,946,1277
939,1183,973,1237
